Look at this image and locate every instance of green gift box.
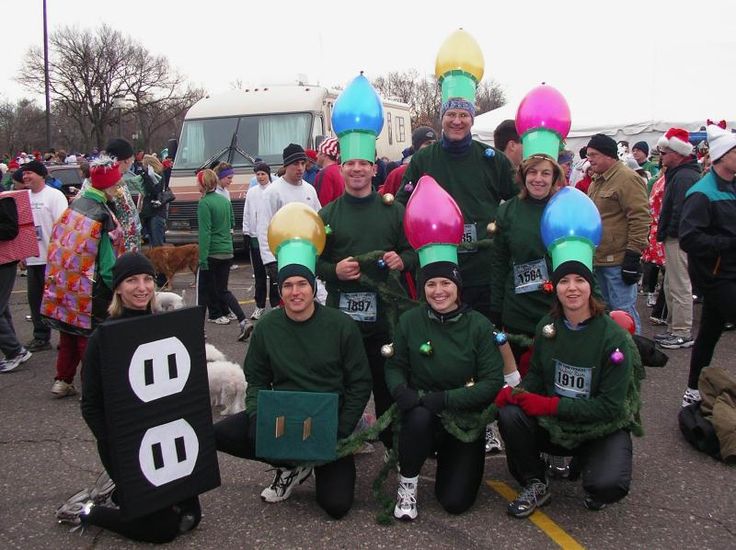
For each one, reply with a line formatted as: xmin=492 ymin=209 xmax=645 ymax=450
xmin=255 ymin=390 xmax=338 ymax=463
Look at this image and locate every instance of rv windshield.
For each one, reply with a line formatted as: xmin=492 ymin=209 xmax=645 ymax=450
xmin=174 ymin=112 xmax=313 ymax=170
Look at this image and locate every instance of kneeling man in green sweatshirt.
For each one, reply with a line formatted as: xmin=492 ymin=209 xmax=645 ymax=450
xmin=214 ymin=203 xmax=372 ymax=519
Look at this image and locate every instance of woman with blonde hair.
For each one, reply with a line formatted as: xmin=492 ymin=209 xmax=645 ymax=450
xmin=196 ymin=169 xmax=249 ymax=340
xmin=486 ymin=154 xmax=566 ymax=453
xmin=55 ymin=251 xmax=202 ymax=542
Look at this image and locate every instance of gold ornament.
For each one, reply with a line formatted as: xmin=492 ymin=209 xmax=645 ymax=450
xmin=487 ymin=221 xmax=497 ymax=235
xmin=380 ymin=343 xmax=394 ymax=358
xmin=382 ymin=193 xmax=395 ymax=205
xmin=465 ymin=378 xmax=475 ymax=387
xmin=542 ymin=323 xmax=556 ymax=338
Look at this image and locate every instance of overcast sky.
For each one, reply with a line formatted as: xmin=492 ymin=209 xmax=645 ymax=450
xmin=3 ymin=0 xmax=735 ymax=123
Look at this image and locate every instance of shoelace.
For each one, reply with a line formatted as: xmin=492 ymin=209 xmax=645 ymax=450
xmin=397 ymin=482 xmax=417 ymax=509
xmin=267 ymin=469 xmax=298 ymax=494
xmin=518 ymin=482 xmax=547 ymax=506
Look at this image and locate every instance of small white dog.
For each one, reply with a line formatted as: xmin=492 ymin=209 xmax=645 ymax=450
xmin=204 ymin=343 xmax=246 ymax=416
xmin=154 ymin=291 xmax=185 ymax=313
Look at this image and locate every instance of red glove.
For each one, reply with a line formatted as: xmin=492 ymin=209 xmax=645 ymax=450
xmin=515 ymin=392 xmax=560 ymax=416
xmin=494 ymin=386 xmax=518 ymax=408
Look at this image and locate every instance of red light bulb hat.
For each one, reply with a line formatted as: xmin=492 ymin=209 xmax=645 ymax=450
xmin=403 ymin=175 xmax=464 ymax=267
xmin=516 ymin=83 xmax=571 ymax=159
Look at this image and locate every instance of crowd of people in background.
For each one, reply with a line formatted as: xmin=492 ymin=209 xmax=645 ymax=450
xmin=0 ymin=101 xmax=734 ymax=541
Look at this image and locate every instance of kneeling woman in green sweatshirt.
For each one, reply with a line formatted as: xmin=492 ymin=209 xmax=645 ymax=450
xmin=496 ymin=259 xmax=634 ymax=518
xmin=386 ymin=262 xmax=504 ymax=520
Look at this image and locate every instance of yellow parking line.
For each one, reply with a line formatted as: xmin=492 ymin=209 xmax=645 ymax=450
xmin=238 ymin=300 xmax=255 ymax=305
xmin=486 ymin=480 xmax=585 ymax=550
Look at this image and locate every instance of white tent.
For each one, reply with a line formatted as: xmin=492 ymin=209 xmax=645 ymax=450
xmin=472 ymin=93 xmax=736 ymax=156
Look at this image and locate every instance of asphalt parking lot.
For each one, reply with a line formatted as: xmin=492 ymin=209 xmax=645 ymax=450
xmin=1 ymin=261 xmax=734 ymax=549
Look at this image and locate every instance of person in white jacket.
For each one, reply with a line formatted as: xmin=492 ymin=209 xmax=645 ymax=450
xmin=257 ymin=144 xmax=325 ymax=304
xmin=243 ymin=162 xmax=279 ymax=319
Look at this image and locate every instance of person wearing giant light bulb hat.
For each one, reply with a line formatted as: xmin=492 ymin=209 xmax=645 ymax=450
xmin=385 ymin=175 xmax=504 ymax=521
xmin=214 ymin=203 xmax=372 ymax=519
xmin=495 ymin=187 xmax=638 ymax=518
xmin=317 ymin=73 xmax=417 ymax=453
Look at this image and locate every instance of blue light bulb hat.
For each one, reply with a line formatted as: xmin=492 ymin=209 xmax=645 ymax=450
xmin=332 ymin=73 xmax=384 ymax=163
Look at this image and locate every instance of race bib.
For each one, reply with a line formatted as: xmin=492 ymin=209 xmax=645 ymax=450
xmin=553 ymin=360 xmax=592 ymax=399
xmin=339 ymin=292 xmax=378 ymax=322
xmin=458 ymin=223 xmax=477 ymax=254
xmin=513 ymin=259 xmax=549 ymax=294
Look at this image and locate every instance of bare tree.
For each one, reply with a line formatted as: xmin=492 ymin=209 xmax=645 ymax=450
xmin=371 ymin=71 xmax=505 ymax=130
xmin=125 ymin=45 xmax=205 ymax=151
xmin=0 ymin=99 xmax=46 ymax=156
xmin=17 ymin=24 xmax=202 ymax=152
xmin=476 ymin=79 xmax=506 ymax=115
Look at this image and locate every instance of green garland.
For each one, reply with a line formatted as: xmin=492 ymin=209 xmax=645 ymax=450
xmin=537 ymin=332 xmax=645 ymax=448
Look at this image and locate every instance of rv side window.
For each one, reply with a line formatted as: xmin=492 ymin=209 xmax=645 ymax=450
xmin=397 ymin=117 xmax=406 ymax=142
xmin=387 ymin=112 xmax=393 ymax=145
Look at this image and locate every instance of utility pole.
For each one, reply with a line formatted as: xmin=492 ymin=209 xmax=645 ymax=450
xmin=43 ymin=0 xmax=51 ymax=150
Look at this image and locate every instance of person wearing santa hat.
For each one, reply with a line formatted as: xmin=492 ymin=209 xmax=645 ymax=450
xmin=654 ymin=128 xmax=701 ymax=350
xmin=41 ymin=155 xmax=126 ymax=398
xmin=679 ymin=123 xmax=736 ymax=408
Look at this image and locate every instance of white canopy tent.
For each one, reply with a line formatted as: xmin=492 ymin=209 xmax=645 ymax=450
xmin=472 ymin=89 xmax=736 ymax=157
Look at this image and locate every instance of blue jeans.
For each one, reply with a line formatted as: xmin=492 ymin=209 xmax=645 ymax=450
xmin=595 ymin=266 xmax=641 ymax=334
xmin=144 ymin=216 xmax=167 ymax=247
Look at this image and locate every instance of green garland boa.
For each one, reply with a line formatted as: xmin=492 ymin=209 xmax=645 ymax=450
xmin=537 ymin=332 xmax=645 ymax=448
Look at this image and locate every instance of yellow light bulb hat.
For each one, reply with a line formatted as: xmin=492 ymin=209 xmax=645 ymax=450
xmin=435 ymin=28 xmax=485 ymax=104
xmin=267 ymin=203 xmax=326 ymax=277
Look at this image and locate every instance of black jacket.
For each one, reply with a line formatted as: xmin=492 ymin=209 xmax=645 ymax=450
xmin=657 ymin=157 xmax=701 ymax=241
xmin=679 ymin=170 xmax=736 ymax=289
xmin=81 ymin=307 xmax=150 ymax=475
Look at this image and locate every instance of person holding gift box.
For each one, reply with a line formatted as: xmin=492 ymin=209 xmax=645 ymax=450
xmin=317 ymin=73 xmax=417 ymax=452
xmin=496 ymin=187 xmax=637 ymax=518
xmin=397 ymin=29 xmax=518 ymax=321
xmin=214 ymin=203 xmax=372 ymax=519
xmin=41 ymin=155 xmax=127 ymax=397
xmin=385 ymin=176 xmax=504 ymax=521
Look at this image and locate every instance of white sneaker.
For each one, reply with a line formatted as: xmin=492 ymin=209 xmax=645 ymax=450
xmin=226 ymin=312 xmax=238 ymax=321
xmin=51 ymin=379 xmax=78 ymax=398
xmin=646 ymin=293 xmax=657 ymax=307
xmin=682 ymin=387 xmax=702 ymax=408
xmin=237 ymin=320 xmax=254 ymax=342
xmin=213 ymin=316 xmax=231 ymax=325
xmin=485 ymin=421 xmax=503 ymax=453
xmin=0 ymin=348 xmax=31 ymax=373
xmin=260 ymin=467 xmax=312 ymax=502
xmin=394 ymin=475 xmax=418 ymax=520
xmin=250 ymin=307 xmax=265 ymax=320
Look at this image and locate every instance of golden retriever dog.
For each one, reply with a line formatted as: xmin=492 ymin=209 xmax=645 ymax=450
xmin=142 ymin=244 xmax=199 ymax=289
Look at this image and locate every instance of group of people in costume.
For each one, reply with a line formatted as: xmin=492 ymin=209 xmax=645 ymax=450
xmin=52 ymin=29 xmax=646 ymax=543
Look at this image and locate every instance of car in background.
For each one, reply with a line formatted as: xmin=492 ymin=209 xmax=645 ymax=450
xmin=47 ymin=164 xmax=84 ymax=203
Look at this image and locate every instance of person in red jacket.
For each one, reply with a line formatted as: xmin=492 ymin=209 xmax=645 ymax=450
xmin=314 ymin=138 xmax=344 ymax=205
xmin=379 ymin=126 xmax=437 ymax=196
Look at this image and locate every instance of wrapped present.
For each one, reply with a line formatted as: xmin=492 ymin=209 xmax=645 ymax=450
xmin=256 ymin=390 xmax=338 ymax=463
xmin=0 ymin=190 xmax=40 ymax=264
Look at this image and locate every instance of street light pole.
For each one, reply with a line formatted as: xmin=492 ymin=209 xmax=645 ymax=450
xmin=43 ymin=0 xmax=51 ymax=150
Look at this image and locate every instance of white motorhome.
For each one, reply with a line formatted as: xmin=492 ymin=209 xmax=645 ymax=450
xmin=167 ymin=85 xmax=412 ymax=245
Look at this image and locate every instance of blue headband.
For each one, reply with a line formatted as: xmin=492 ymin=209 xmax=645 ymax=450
xmin=441 ymin=98 xmax=476 ymax=118
xmin=218 ymin=168 xmax=234 ymax=179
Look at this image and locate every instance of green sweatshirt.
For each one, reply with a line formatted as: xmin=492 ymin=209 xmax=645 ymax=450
xmin=244 ymin=303 xmax=372 ymax=438
xmin=489 ymin=195 xmax=553 ymax=335
xmin=522 ymin=314 xmax=632 ymax=423
xmin=317 ymin=192 xmax=417 ymax=337
xmin=396 ymin=141 xmax=518 ymax=287
xmin=197 ymin=191 xmax=234 ymax=268
xmin=385 ymin=305 xmax=504 ymax=412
